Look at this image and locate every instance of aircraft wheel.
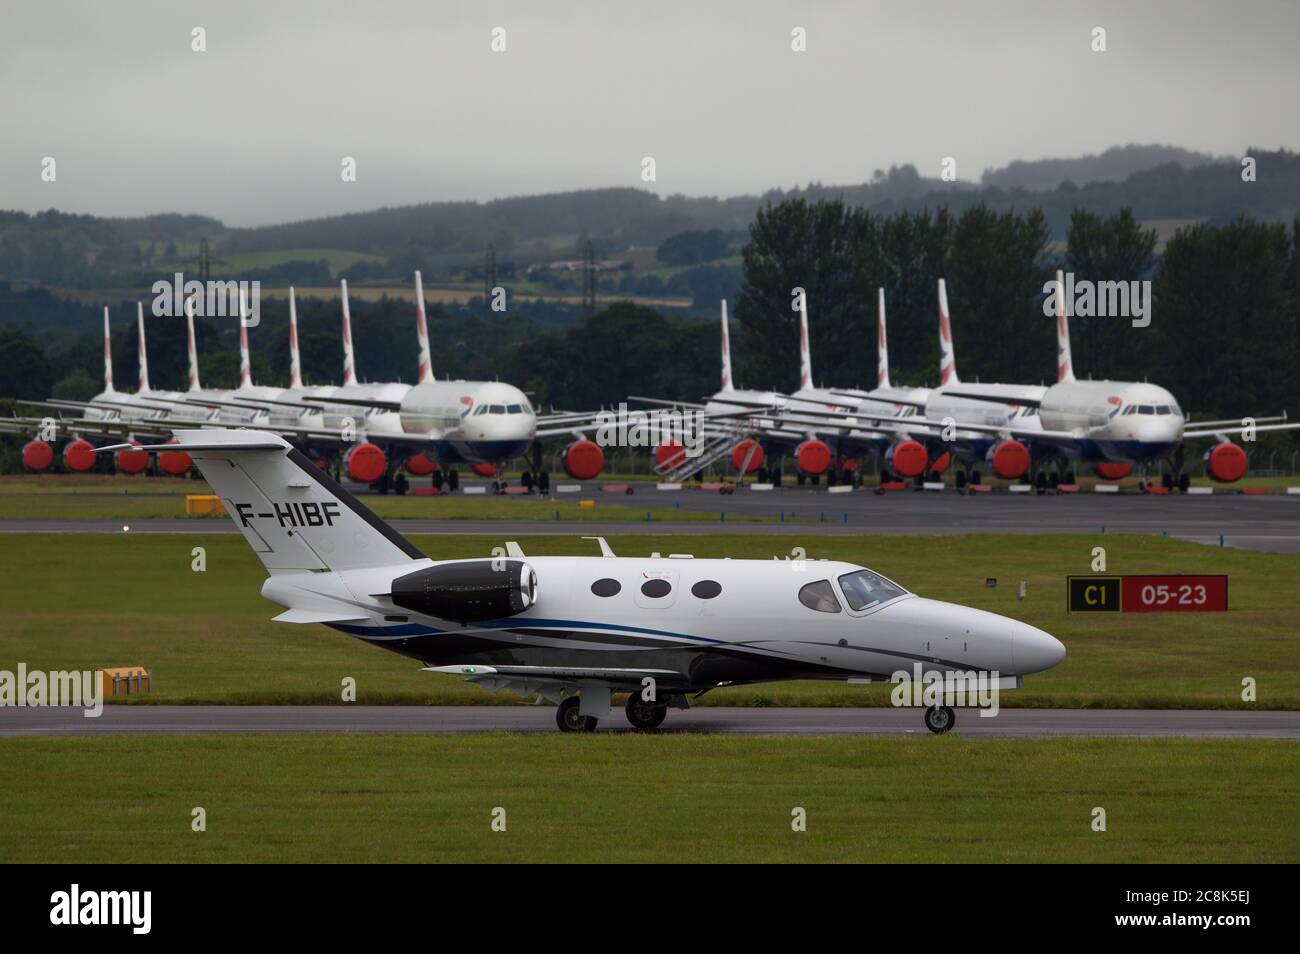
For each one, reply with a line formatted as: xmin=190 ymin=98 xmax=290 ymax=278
xmin=625 ymin=693 xmax=667 ymax=730
xmin=1178 ymin=473 xmax=1190 ymax=493
xmin=924 ymin=705 xmax=956 ymax=735
xmin=556 ymin=696 xmax=597 ymax=733
xmin=447 ymin=469 xmax=460 ymax=491
xmin=969 ymin=470 xmax=981 ymax=485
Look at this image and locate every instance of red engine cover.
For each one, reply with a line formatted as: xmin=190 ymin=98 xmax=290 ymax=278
xmin=795 ymin=439 xmax=832 ymax=476
xmin=928 ymin=451 xmax=950 ymax=475
xmin=563 ymin=440 xmax=605 ymax=480
xmin=344 ymin=442 xmax=387 ymax=483
xmin=63 ymin=439 xmax=96 ymax=473
xmin=1094 ymin=462 xmax=1132 ymax=480
xmin=405 ymin=453 xmax=436 ymax=476
xmin=731 ymin=439 xmax=765 ymax=472
xmin=885 ymin=439 xmax=927 ymax=478
xmin=22 ymin=440 xmax=53 ymax=472
xmin=116 ymin=442 xmax=149 ymax=475
xmin=158 ymin=441 xmax=192 ymax=477
xmin=472 ymin=462 xmax=497 ymax=478
xmin=1204 ymin=442 xmax=1247 ymax=483
xmin=987 ymin=439 xmax=1030 ymax=480
xmin=655 ymin=440 xmax=686 ymax=471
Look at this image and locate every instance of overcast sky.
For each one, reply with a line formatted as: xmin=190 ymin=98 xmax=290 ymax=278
xmin=0 ymin=0 xmax=1295 ymax=226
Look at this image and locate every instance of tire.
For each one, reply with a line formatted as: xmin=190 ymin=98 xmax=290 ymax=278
xmin=624 ymin=693 xmax=667 ymax=730
xmin=924 ymin=705 xmax=956 ymax=734
xmin=448 ymin=469 xmax=460 ymax=491
xmin=556 ymin=696 xmax=597 ymax=733
xmin=969 ymin=471 xmax=981 ymax=486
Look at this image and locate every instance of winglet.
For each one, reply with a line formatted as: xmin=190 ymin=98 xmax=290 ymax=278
xmin=102 ymin=306 xmax=115 ymax=394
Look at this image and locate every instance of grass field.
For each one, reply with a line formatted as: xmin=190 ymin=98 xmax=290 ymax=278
xmin=0 ymin=476 xmax=781 ymax=522
xmin=0 ymin=532 xmax=1295 ymax=708
xmin=0 ymin=735 xmax=1293 ymax=862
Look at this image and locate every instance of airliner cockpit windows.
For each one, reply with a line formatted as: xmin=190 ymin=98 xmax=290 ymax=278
xmin=1138 ymin=405 xmax=1155 ymax=414
xmin=506 ymin=404 xmax=523 ymax=414
xmin=1156 ymin=405 xmax=1171 ymax=415
xmin=473 ymin=405 xmax=488 ymax=415
xmin=798 ymin=580 xmax=842 ymax=614
xmin=837 ymin=569 xmax=906 ymax=611
xmin=490 ymin=405 xmax=507 ymax=414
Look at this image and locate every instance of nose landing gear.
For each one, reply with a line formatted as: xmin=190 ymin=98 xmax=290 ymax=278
xmin=924 ymin=704 xmax=956 ymax=734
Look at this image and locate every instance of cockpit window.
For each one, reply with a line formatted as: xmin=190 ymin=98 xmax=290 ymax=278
xmin=506 ymin=404 xmax=523 ymax=414
xmin=473 ymin=405 xmax=487 ymax=415
xmin=837 ymin=569 xmax=907 ymax=611
xmin=798 ymin=580 xmax=842 ymax=614
xmin=1123 ymin=405 xmax=1136 ymax=415
xmin=490 ymin=405 xmax=507 ymax=414
xmin=1138 ymin=405 xmax=1155 ymax=415
xmin=1156 ymin=405 xmax=1171 ymax=415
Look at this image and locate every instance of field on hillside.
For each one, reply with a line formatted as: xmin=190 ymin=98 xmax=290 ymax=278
xmin=0 ymin=532 xmax=1295 ymax=708
xmin=0 ymin=734 xmax=1293 ymax=863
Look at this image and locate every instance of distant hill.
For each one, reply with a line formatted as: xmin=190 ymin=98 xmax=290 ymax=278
xmin=980 ymin=144 xmax=1226 ymax=191
xmin=1 ymin=147 xmax=1296 ymax=287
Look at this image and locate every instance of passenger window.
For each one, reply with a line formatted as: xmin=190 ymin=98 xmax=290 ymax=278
xmin=591 ymin=579 xmax=621 ymax=597
xmin=691 ymin=580 xmax=722 ymax=599
xmin=641 ymin=579 xmax=672 ymax=598
xmin=798 ymin=580 xmax=842 ymax=614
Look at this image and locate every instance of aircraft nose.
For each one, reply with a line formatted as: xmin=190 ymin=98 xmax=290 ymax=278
xmin=1013 ymin=622 xmax=1066 ymax=673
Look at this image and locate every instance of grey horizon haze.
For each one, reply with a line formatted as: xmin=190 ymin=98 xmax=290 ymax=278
xmin=0 ymin=0 xmax=1296 ymax=227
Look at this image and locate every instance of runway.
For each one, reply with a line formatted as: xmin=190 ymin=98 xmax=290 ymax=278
xmin=3 ymin=705 xmax=1297 ymax=738
xmin=4 ymin=487 xmax=1300 ymax=551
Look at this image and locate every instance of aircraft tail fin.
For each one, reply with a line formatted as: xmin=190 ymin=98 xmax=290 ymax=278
xmin=238 ymin=288 xmax=253 ymax=388
xmin=288 ymin=287 xmax=304 ymax=390
xmin=184 ymin=297 xmax=202 ymax=392
xmin=415 ymin=271 xmax=432 ymax=384
xmin=937 ymin=279 xmax=961 ymax=386
xmin=1054 ymin=269 xmax=1076 ymax=383
xmin=102 ymin=306 xmax=115 ymax=393
xmin=108 ymin=429 xmax=425 ymax=573
xmin=876 ymin=287 xmax=891 ymax=389
xmin=136 ymin=302 xmax=151 ymax=393
xmin=798 ymin=295 xmax=813 ymax=390
xmin=720 ymin=299 xmax=735 ymax=392
xmin=341 ymin=279 xmax=358 ymax=386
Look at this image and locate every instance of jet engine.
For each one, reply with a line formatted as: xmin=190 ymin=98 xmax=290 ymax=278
xmin=157 ymin=440 xmax=193 ymax=477
xmin=562 ymin=439 xmax=605 ymax=480
xmin=22 ymin=440 xmax=53 ymax=472
xmin=795 ymin=439 xmax=831 ymax=476
xmin=884 ymin=438 xmax=927 ymax=478
xmin=655 ymin=439 xmax=686 ymax=471
xmin=986 ymin=439 xmax=1030 ymax=480
xmin=731 ymin=439 xmax=764 ymax=472
xmin=390 ymin=559 xmax=538 ymax=624
xmin=928 ymin=451 xmax=951 ymax=475
xmin=344 ymin=442 xmax=386 ymax=483
xmin=1094 ymin=462 xmax=1132 ymax=480
xmin=404 ymin=453 xmax=436 ymax=476
xmin=1204 ymin=441 xmax=1247 ymax=483
xmin=63 ymin=438 xmax=96 ymax=473
xmin=115 ymin=441 xmax=149 ymax=475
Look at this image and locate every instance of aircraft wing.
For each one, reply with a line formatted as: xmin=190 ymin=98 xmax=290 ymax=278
xmin=1183 ymin=421 xmax=1300 ymax=440
xmin=934 ymin=389 xmax=1042 ymax=408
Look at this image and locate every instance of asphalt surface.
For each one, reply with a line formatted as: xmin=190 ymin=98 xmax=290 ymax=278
xmin=5 ymin=485 xmax=1299 ymax=551
xmin=3 ymin=705 xmax=1297 ymax=738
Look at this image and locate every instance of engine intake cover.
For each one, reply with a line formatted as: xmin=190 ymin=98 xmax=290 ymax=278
xmin=390 ymin=559 xmax=537 ymax=623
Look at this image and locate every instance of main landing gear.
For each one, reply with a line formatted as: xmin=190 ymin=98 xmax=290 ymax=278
xmin=556 ymin=696 xmax=597 ymax=733
xmin=924 ymin=704 xmax=956 ymax=734
xmin=624 ymin=692 xmax=668 ymax=730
